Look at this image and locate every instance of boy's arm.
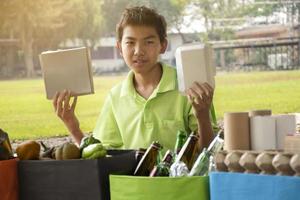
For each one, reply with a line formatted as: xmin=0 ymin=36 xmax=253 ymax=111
xmin=186 ymin=82 xmax=214 ymax=150
xmin=53 ymin=90 xmax=84 ymax=145
xmin=196 ymin=110 xmax=214 ymax=150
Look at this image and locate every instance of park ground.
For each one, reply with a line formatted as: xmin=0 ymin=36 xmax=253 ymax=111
xmin=1 ymin=70 xmax=300 ymax=140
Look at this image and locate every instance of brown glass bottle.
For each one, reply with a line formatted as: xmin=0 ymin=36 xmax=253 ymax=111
xmin=149 ymin=150 xmax=173 ymax=177
xmin=0 ymin=129 xmax=13 ymax=160
xmin=174 ymin=132 xmax=199 ymax=170
xmin=135 ymin=148 xmax=146 ymax=163
xmin=134 ymin=141 xmax=162 ymax=176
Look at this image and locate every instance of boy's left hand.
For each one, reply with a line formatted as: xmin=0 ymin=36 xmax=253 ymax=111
xmin=186 ymin=82 xmax=214 ymax=119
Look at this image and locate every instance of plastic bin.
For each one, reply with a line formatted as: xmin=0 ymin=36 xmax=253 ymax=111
xmin=210 ymin=172 xmax=300 ymax=200
xmin=110 ymin=175 xmax=210 ymax=200
xmin=0 ymin=158 xmax=18 ymax=200
xmin=18 ymin=150 xmax=136 ymax=200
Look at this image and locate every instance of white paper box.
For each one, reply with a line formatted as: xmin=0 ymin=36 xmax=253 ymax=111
xmin=275 ymin=114 xmax=296 ymax=149
xmin=175 ymin=43 xmax=216 ymax=93
xmin=39 ymin=47 xmax=94 ymax=99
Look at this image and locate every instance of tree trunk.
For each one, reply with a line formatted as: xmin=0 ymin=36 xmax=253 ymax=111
xmin=175 ymin=22 xmax=187 ymax=44
xmin=21 ymin=13 xmax=35 ymax=78
xmin=23 ymin=40 xmax=35 ymax=77
xmin=6 ymin=46 xmax=15 ymax=77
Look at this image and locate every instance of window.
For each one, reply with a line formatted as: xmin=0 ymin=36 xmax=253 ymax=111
xmin=91 ymin=46 xmax=114 ymax=59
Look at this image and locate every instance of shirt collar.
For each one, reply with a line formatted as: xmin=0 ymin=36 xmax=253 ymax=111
xmin=120 ymin=63 xmax=177 ymax=98
xmin=156 ymin=63 xmax=177 ymax=94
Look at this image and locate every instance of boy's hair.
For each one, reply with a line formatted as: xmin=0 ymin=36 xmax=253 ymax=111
xmin=116 ymin=6 xmax=167 ymax=43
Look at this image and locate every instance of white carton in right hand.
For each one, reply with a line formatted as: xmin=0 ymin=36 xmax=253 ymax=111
xmin=175 ymin=43 xmax=216 ymax=94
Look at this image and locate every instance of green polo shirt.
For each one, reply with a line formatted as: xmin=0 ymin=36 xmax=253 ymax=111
xmin=93 ymin=63 xmax=197 ymax=150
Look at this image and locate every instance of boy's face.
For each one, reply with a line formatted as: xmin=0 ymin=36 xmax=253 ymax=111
xmin=117 ymin=25 xmax=167 ymax=74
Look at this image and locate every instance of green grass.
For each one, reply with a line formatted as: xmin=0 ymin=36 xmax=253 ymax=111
xmin=1 ymin=70 xmax=300 ymax=140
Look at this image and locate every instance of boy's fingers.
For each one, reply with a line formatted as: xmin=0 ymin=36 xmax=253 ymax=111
xmin=203 ymin=83 xmax=214 ymax=96
xmin=194 ymin=82 xmax=209 ymax=98
xmin=204 ymin=82 xmax=214 ymax=92
xmin=71 ymin=96 xmax=77 ymax=111
xmin=188 ymin=88 xmax=201 ymax=104
xmin=64 ymin=91 xmax=71 ymax=111
xmin=62 ymin=91 xmax=71 ymax=117
xmin=56 ymin=90 xmax=67 ymax=117
xmin=53 ymin=92 xmax=59 ymax=111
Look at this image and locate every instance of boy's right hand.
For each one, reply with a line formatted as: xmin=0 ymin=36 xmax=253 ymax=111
xmin=53 ymin=90 xmax=80 ymax=133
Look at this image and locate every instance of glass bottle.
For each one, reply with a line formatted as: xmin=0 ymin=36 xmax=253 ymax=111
xmin=135 ymin=148 xmax=146 ymax=164
xmin=189 ymin=133 xmax=224 ymax=176
xmin=174 ymin=130 xmax=187 ymax=155
xmin=0 ymin=129 xmax=13 ymax=160
xmin=174 ymin=132 xmax=199 ymax=170
xmin=134 ymin=141 xmax=162 ymax=176
xmin=149 ymin=150 xmax=173 ymax=177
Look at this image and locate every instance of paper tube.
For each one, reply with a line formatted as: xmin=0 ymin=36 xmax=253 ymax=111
xmin=275 ymin=114 xmax=296 ymax=149
xmin=224 ymin=112 xmax=250 ymax=150
xmin=250 ymin=116 xmax=276 ymax=151
xmin=249 ymin=109 xmax=272 ymax=117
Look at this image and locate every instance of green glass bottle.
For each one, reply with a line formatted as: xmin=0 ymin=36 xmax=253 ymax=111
xmin=134 ymin=141 xmax=162 ymax=176
xmin=149 ymin=150 xmax=173 ymax=177
xmin=174 ymin=130 xmax=187 ymax=155
xmin=174 ymin=132 xmax=199 ymax=170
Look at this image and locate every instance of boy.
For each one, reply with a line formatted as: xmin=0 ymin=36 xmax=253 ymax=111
xmin=53 ymin=6 xmax=214 ymax=151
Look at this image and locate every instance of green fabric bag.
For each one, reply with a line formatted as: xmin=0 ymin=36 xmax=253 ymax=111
xmin=110 ymin=175 xmax=209 ymax=200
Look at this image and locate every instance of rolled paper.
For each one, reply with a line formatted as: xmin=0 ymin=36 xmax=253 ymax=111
xmin=250 ymin=116 xmax=276 ymax=151
xmin=224 ymin=112 xmax=250 ymax=150
xmin=275 ymin=114 xmax=296 ymax=150
xmin=249 ymin=109 xmax=272 ymax=117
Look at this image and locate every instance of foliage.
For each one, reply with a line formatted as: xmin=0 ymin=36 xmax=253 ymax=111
xmin=191 ymin=0 xmax=298 ymax=41
xmin=100 ymin=0 xmax=190 ymax=35
xmin=0 ymin=0 xmax=104 ymax=77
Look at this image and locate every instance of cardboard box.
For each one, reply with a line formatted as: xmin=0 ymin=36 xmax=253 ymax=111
xmin=18 ymin=150 xmax=136 ymax=200
xmin=210 ymin=172 xmax=300 ymax=200
xmin=175 ymin=43 xmax=216 ymax=93
xmin=285 ymin=134 xmax=300 ymax=154
xmin=39 ymin=47 xmax=94 ymax=99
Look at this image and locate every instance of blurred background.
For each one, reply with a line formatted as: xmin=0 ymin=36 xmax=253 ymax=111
xmin=1 ymin=0 xmax=300 ymax=78
xmin=0 ymin=0 xmax=299 ymax=139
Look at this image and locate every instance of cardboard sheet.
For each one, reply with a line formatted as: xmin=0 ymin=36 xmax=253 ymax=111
xmin=39 ymin=47 xmax=94 ymax=99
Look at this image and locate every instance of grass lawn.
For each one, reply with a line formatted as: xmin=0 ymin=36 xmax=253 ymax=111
xmin=1 ymin=70 xmax=300 ymax=140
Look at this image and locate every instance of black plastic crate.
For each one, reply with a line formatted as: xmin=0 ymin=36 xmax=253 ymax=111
xmin=18 ymin=150 xmax=137 ymax=200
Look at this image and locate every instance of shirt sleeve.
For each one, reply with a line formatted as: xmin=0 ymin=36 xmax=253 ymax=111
xmin=93 ymin=93 xmax=124 ymax=148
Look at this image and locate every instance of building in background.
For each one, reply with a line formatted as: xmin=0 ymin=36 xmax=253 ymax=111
xmin=60 ymin=32 xmax=200 ymax=74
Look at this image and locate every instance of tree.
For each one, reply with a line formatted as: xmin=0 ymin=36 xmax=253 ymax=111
xmin=0 ymin=0 xmax=103 ymax=77
xmin=100 ymin=0 xmax=190 ymax=41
